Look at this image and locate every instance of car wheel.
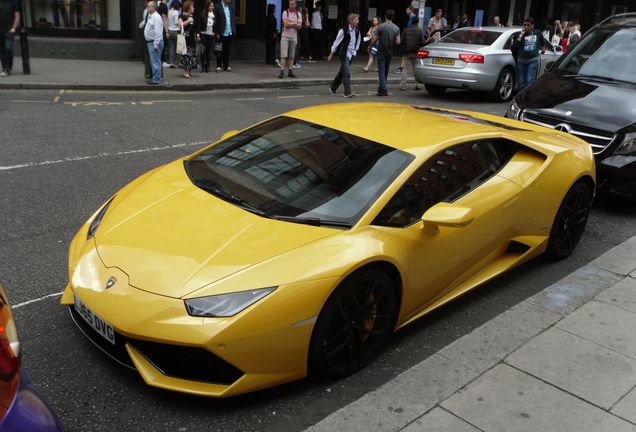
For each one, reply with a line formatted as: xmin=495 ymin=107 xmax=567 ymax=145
xmin=490 ymin=68 xmax=515 ymax=102
xmin=545 ymin=182 xmax=592 ymax=260
xmin=308 ymin=269 xmax=397 ymax=378
xmin=425 ymin=84 xmax=447 ymax=96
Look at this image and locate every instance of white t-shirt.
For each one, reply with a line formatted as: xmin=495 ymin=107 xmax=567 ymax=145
xmin=168 ymin=9 xmax=179 ymax=31
xmin=311 ymin=11 xmax=322 ymax=30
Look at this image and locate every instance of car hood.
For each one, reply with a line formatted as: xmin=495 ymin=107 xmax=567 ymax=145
xmin=94 ymin=160 xmax=337 ymax=299
xmin=519 ymin=72 xmax=636 ymax=131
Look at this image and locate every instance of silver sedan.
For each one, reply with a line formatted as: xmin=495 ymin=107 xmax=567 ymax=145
xmin=414 ymin=27 xmax=562 ymax=101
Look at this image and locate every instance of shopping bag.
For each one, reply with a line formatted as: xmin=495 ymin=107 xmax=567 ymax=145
xmin=213 ymin=41 xmax=223 ymax=54
xmin=176 ymin=28 xmax=187 ymax=55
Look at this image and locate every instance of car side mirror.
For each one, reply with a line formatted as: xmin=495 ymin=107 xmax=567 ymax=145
xmin=421 ymin=203 xmax=475 ymax=235
xmin=220 ymin=129 xmax=240 ymax=141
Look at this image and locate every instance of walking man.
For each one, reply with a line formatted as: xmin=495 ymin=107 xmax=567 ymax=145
xmin=279 ymin=0 xmax=301 ymax=79
xmin=512 ymin=17 xmax=546 ymax=90
xmin=144 ymin=0 xmax=164 ymax=84
xmin=328 ymin=13 xmax=360 ymax=98
xmin=0 ymin=0 xmax=20 ymax=77
xmin=400 ymin=16 xmax=424 ymax=91
xmin=372 ymin=9 xmax=400 ymax=96
xmin=215 ymin=0 xmax=236 ymax=71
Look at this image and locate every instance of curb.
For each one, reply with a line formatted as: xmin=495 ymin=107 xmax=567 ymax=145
xmin=305 ymin=236 xmax=636 ymax=432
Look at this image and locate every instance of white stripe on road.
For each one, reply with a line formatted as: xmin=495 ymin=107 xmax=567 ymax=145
xmin=12 ymin=292 xmax=63 ymax=309
xmin=0 ymin=141 xmax=209 ymax=171
xmin=234 ymin=97 xmax=265 ymax=101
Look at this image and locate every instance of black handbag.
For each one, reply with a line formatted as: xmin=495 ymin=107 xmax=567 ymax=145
xmin=213 ymin=41 xmax=223 ymax=54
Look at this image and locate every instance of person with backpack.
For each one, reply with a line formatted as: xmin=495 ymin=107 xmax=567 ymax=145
xmin=278 ymin=0 xmax=302 ymax=79
xmin=399 ymin=16 xmax=425 ymax=91
xmin=328 ymin=13 xmax=360 ymax=98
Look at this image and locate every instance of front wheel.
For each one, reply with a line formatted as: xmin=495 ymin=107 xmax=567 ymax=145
xmin=490 ymin=68 xmax=515 ymax=102
xmin=545 ymin=182 xmax=592 ymax=260
xmin=308 ymin=269 xmax=397 ymax=378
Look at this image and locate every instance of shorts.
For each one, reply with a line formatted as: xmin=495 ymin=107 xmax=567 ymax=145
xmin=280 ymin=36 xmax=297 ymax=59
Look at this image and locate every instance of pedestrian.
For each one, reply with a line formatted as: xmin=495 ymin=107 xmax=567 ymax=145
xmin=278 ymin=0 xmax=301 ymax=79
xmin=394 ymin=6 xmax=417 ymax=74
xmin=560 ymin=21 xmax=570 ymax=52
xmin=372 ymin=9 xmax=400 ymax=97
xmin=568 ymin=24 xmax=581 ymax=48
xmin=215 ymin=0 xmax=236 ymax=71
xmin=399 ymin=16 xmax=424 ymax=91
xmin=512 ymin=16 xmax=546 ymax=90
xmin=298 ymin=6 xmax=311 ymax=61
xmin=265 ymin=3 xmax=277 ymax=65
xmin=0 ymin=0 xmax=20 ymax=77
xmin=492 ymin=15 xmax=503 ymax=27
xmin=157 ymin=0 xmax=169 ymax=67
xmin=197 ymin=1 xmax=217 ymax=73
xmin=362 ymin=16 xmax=381 ymax=72
xmin=144 ymin=0 xmax=164 ymax=84
xmin=427 ymin=9 xmax=447 ymax=42
xmin=178 ymin=0 xmax=197 ymax=78
xmin=458 ymin=13 xmax=471 ymax=28
xmin=167 ymin=0 xmax=180 ymax=68
xmin=328 ymin=13 xmax=360 ymax=98
xmin=310 ymin=1 xmax=324 ymax=60
xmin=139 ymin=0 xmax=155 ymax=80
xmin=549 ymin=19 xmax=562 ymax=45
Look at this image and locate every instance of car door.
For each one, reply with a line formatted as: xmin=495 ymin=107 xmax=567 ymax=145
xmin=373 ymin=139 xmax=523 ymax=320
xmin=538 ymin=34 xmax=561 ymax=75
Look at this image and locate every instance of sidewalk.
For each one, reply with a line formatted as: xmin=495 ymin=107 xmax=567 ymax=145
xmin=0 ymin=57 xmax=406 ymax=91
xmin=307 ymin=236 xmax=636 ymax=432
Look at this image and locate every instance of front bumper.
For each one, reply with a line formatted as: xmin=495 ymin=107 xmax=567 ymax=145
xmin=597 ymin=154 xmax=636 ymax=200
xmin=0 ymin=371 xmax=64 ymax=432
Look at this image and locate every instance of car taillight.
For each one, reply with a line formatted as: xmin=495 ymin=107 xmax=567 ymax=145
xmin=416 ymin=49 xmax=429 ymax=59
xmin=1 ymin=295 xmax=21 ymax=419
xmin=459 ymin=54 xmax=484 ymax=63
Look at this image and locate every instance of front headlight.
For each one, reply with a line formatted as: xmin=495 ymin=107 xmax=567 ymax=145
xmin=87 ymin=196 xmax=115 ymax=240
xmin=615 ymin=132 xmax=636 ymax=155
xmin=184 ymin=287 xmax=276 ymax=317
xmin=506 ymin=99 xmax=522 ymax=120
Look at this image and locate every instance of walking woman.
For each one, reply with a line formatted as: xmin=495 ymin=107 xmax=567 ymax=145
xmin=265 ymin=3 xmax=277 ymax=65
xmin=362 ymin=16 xmax=381 ymax=72
xmin=167 ymin=0 xmax=180 ymax=68
xmin=197 ymin=1 xmax=217 ymax=73
xmin=179 ymin=0 xmax=198 ymax=78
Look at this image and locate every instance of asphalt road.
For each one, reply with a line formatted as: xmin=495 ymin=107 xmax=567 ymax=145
xmin=1 ymin=85 xmax=635 ymax=432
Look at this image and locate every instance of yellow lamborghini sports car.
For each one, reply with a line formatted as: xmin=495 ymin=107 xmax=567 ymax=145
xmin=61 ymin=103 xmax=595 ymax=397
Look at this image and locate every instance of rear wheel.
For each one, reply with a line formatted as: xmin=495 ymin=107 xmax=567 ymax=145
xmin=425 ymin=84 xmax=447 ymax=96
xmin=308 ymin=269 xmax=397 ymax=378
xmin=545 ymin=182 xmax=592 ymax=260
xmin=490 ymin=68 xmax=515 ymax=102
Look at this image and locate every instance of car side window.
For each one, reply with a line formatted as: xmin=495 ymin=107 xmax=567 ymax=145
xmin=504 ymin=32 xmax=520 ymax=49
xmin=373 ymin=139 xmax=517 ymax=227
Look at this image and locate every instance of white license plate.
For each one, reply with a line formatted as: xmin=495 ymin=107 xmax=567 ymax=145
xmin=74 ymin=294 xmax=115 ymax=345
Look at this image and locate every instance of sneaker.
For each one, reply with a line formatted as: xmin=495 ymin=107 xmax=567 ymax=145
xmin=375 ymin=92 xmax=388 ymax=97
xmin=329 ymin=87 xmax=336 ymax=95
xmin=288 ymin=71 xmax=297 ymax=78
xmin=0 ymin=70 xmax=7 ymax=77
xmin=399 ymin=87 xmax=407 ymax=91
xmin=275 ymin=59 xmax=281 ymax=67
xmin=226 ymin=67 xmax=232 ymax=72
xmin=162 ymin=62 xmax=171 ymax=68
xmin=278 ymin=70 xmax=284 ymax=79
xmin=216 ymin=67 xmax=222 ymax=72
xmin=343 ymin=93 xmax=354 ymax=98
xmin=292 ymin=63 xmax=302 ymax=69
xmin=393 ymin=67 xmax=403 ymax=74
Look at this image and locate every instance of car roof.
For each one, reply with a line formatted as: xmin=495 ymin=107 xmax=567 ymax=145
xmin=285 ymin=103 xmax=523 ymax=155
xmin=450 ymin=26 xmax=522 ymax=33
xmin=598 ymin=12 xmax=636 ymax=27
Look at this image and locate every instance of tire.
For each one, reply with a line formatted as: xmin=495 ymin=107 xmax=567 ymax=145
xmin=308 ymin=269 xmax=398 ymax=378
xmin=425 ymin=84 xmax=447 ymax=96
xmin=545 ymin=182 xmax=592 ymax=260
xmin=490 ymin=68 xmax=515 ymax=102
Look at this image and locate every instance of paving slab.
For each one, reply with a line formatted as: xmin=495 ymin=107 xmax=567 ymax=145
xmin=589 ymin=236 xmax=636 ymax=276
xmin=596 ymin=276 xmax=636 ymax=315
xmin=612 ymin=387 xmax=636 ymax=424
xmin=557 ymin=300 xmax=636 ymax=360
xmin=438 ymin=301 xmax=560 ymax=374
xmin=441 ymin=364 xmax=636 ymax=432
xmin=403 ymin=408 xmax=480 ymax=432
xmin=506 ymin=327 xmax=636 ymax=409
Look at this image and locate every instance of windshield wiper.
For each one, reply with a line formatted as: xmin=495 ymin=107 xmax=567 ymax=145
xmin=272 ymin=215 xmax=352 ymax=229
xmin=564 ymin=73 xmax=636 ymax=86
xmin=194 ymin=180 xmax=268 ymax=217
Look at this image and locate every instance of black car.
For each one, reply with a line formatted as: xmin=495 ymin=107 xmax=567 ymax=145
xmin=506 ymin=13 xmax=636 ymax=200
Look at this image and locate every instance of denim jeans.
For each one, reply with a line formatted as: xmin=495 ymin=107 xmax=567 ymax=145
xmin=377 ymin=53 xmax=392 ymax=95
xmin=0 ymin=31 xmax=15 ymax=72
xmin=147 ymin=40 xmax=164 ymax=83
xmin=330 ymin=56 xmax=352 ymax=95
xmin=517 ymin=58 xmax=539 ymax=90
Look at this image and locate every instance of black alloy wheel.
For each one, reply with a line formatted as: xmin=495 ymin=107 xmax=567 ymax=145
xmin=309 ymin=269 xmax=397 ymax=378
xmin=546 ymin=182 xmax=592 ymax=260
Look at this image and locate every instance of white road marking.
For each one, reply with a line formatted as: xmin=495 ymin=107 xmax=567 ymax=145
xmin=10 ymin=100 xmax=51 ymax=103
xmin=277 ymin=95 xmax=315 ymax=99
xmin=12 ymin=292 xmax=63 ymax=309
xmin=0 ymin=141 xmax=210 ymax=171
xmin=234 ymin=97 xmax=265 ymax=101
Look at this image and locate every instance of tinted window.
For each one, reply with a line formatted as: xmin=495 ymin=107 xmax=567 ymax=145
xmin=185 ymin=117 xmax=414 ymax=227
xmin=373 ymin=139 xmax=517 ymax=227
xmin=556 ymin=27 xmax=636 ymax=83
xmin=441 ymin=29 xmax=502 ymax=46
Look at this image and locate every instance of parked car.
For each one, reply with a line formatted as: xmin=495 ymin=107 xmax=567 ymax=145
xmin=62 ymin=103 xmax=594 ymax=397
xmin=506 ymin=13 xmax=636 ymax=200
xmin=0 ymin=281 xmax=63 ymax=432
xmin=415 ymin=27 xmax=562 ymax=101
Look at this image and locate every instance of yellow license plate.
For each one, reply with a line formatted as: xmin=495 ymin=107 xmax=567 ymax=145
xmin=433 ymin=58 xmax=455 ymax=65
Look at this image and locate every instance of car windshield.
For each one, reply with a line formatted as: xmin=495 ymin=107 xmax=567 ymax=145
xmin=440 ymin=29 xmax=502 ymax=46
xmin=185 ymin=117 xmax=414 ymax=227
xmin=556 ymin=27 xmax=636 ymax=84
